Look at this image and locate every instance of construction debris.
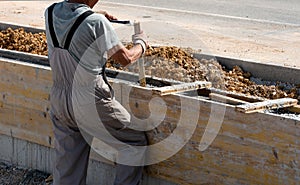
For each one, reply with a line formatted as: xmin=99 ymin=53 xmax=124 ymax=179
xmin=0 ymin=27 xmax=299 ymax=102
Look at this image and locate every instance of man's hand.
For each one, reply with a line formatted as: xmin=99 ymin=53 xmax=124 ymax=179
xmin=110 ymin=35 xmax=148 ymax=67
xmin=104 ymin=12 xmax=117 ymax=21
xmin=97 ymin=10 xmax=117 ymax=21
xmin=132 ymin=31 xmax=148 ymax=54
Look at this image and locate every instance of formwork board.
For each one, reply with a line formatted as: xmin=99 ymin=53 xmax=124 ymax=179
xmin=0 ymin=58 xmax=53 ymax=147
xmin=0 ymin=58 xmax=299 ymax=185
xmin=119 ymin=84 xmax=300 ymax=185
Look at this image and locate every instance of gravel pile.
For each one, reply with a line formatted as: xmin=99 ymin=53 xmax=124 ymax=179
xmin=0 ymin=28 xmax=47 ymax=55
xmin=108 ymin=45 xmax=299 ymax=101
xmin=223 ymin=65 xmax=299 ymax=100
xmin=0 ymin=27 xmax=299 ymax=101
xmin=107 ymin=45 xmax=226 ymax=89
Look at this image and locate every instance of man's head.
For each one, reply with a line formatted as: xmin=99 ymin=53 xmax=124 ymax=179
xmin=68 ymin=0 xmax=99 ymax=8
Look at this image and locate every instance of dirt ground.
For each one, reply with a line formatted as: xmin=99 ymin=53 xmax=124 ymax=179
xmin=0 ymin=1 xmax=299 ymax=68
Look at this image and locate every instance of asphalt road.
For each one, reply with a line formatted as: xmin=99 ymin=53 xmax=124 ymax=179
xmin=98 ymin=0 xmax=300 ymax=67
xmin=105 ymin=0 xmax=300 ymax=25
xmin=0 ymin=0 xmax=299 ymax=67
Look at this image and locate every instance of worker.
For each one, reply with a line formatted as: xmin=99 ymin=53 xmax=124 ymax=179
xmin=44 ymin=0 xmax=148 ymax=184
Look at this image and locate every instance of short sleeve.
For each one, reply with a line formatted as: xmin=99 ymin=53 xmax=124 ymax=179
xmin=93 ymin=15 xmax=123 ymax=60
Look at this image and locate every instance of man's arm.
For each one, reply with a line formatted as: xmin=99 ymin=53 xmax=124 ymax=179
xmin=110 ymin=31 xmax=147 ymax=67
xmin=110 ymin=44 xmax=144 ymax=67
xmin=97 ymin=10 xmax=117 ymax=21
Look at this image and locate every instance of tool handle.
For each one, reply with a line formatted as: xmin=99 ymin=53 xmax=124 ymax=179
xmin=133 ymin=21 xmax=146 ymax=87
xmin=134 ymin=21 xmax=141 ymax=34
xmin=109 ymin=20 xmax=131 ymax=24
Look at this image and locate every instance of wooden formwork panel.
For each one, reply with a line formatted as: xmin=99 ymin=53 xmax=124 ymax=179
xmin=120 ymin=85 xmax=300 ymax=185
xmin=0 ymin=58 xmax=299 ymax=185
xmin=0 ymin=59 xmax=53 ymax=147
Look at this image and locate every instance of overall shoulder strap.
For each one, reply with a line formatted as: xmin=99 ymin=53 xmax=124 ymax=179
xmin=47 ymin=3 xmax=60 ymax=48
xmin=64 ymin=10 xmax=94 ymax=50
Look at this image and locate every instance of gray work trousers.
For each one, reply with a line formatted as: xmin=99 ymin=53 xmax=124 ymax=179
xmin=50 ymin=96 xmax=147 ymax=185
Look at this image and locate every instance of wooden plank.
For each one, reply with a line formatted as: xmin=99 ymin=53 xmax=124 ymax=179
xmin=0 ymin=93 xmax=50 ymax=112
xmin=0 ymin=81 xmax=50 ymax=100
xmin=0 ymin=124 xmax=52 ymax=147
xmin=198 ymin=87 xmax=266 ymax=103
xmin=236 ymin=98 xmax=298 ymax=113
xmin=285 ymin=105 xmax=300 ymax=114
xmin=0 ymin=105 xmax=52 ymax=133
xmin=209 ymin=93 xmax=248 ymax=105
xmin=152 ymin=81 xmax=211 ymax=96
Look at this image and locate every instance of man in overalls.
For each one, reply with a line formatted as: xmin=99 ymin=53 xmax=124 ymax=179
xmin=45 ymin=0 xmax=148 ymax=184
